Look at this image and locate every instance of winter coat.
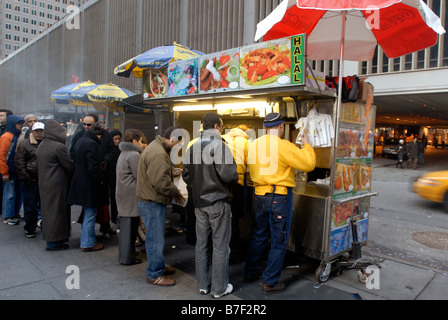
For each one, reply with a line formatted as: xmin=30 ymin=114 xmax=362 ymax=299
xmin=37 ymin=120 xmax=74 ymax=242
xmin=14 ymin=132 xmax=41 ymax=183
xmin=136 ymin=136 xmax=179 ymax=206
xmin=406 ymin=141 xmax=419 ymax=159
xmin=0 ymin=115 xmax=25 ymax=178
xmin=116 ymin=142 xmax=142 ymax=218
xmin=67 ymin=130 xmax=106 ymax=207
xmin=397 ymin=142 xmax=406 ymax=161
xmin=183 ymin=129 xmax=238 ymax=208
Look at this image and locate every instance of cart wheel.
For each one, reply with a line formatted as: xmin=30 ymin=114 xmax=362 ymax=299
xmin=357 ymin=270 xmax=368 ymax=284
xmin=315 ymin=264 xmax=331 ymax=283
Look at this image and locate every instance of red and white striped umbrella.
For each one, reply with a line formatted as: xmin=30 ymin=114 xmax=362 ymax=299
xmin=255 ymin=0 xmax=445 ymax=61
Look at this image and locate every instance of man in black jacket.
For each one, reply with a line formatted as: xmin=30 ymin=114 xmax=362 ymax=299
xmin=183 ymin=113 xmax=238 ymax=299
xmin=69 ymin=114 xmax=118 ymax=237
xmin=14 ymin=122 xmax=44 ymax=238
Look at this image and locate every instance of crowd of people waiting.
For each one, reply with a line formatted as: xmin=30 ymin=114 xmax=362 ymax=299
xmin=0 ymin=109 xmax=317 ymax=298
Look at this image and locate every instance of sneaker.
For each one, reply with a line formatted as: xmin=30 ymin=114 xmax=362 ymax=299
xmin=25 ymin=230 xmax=36 ymax=238
xmin=199 ymin=289 xmax=210 ymax=295
xmin=3 ymin=218 xmax=18 ymax=226
xmin=37 ymin=219 xmax=42 ymax=229
xmin=211 ymin=283 xmax=233 ymax=299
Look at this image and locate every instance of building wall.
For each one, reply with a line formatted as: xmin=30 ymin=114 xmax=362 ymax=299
xmin=0 ymin=0 xmax=446 ymax=115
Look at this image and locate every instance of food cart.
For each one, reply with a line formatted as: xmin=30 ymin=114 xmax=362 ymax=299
xmin=130 ymin=33 xmax=379 ymax=284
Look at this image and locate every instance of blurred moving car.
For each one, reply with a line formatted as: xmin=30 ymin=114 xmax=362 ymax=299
xmin=413 ymin=171 xmax=448 ymax=211
xmin=382 ymin=138 xmax=400 ymax=158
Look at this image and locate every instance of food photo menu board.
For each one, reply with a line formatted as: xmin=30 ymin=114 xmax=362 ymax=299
xmin=329 ymin=197 xmax=369 ymax=257
xmin=329 ymin=101 xmax=376 ymax=257
xmin=334 ymin=102 xmax=376 ymax=200
xmin=142 ymin=34 xmax=306 ymax=99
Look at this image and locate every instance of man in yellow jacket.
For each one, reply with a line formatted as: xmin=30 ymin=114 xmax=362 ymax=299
xmin=245 ymin=113 xmax=316 ymax=294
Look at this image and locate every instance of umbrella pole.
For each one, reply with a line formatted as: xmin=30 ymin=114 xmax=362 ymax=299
xmin=336 ymin=11 xmax=347 ymax=123
xmin=332 ymin=11 xmax=347 ymax=197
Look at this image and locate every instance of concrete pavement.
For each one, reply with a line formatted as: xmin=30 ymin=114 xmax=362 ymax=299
xmin=1 ymin=147 xmax=448 ymax=301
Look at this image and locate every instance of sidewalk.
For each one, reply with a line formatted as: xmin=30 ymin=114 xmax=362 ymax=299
xmin=1 ymin=204 xmax=447 ymax=301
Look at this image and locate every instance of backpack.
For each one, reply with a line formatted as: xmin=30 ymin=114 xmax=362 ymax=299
xmin=325 ymin=75 xmax=359 ymax=103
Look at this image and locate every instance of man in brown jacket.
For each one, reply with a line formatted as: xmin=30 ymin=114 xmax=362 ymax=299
xmin=137 ymin=127 xmax=185 ymax=286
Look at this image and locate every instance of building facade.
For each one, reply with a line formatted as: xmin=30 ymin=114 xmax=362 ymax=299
xmin=0 ymin=0 xmax=92 ymax=58
xmin=0 ymin=0 xmax=446 ymax=131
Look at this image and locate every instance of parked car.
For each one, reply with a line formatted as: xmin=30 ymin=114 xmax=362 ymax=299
xmin=412 ymin=171 xmax=448 ymax=211
xmin=382 ymin=138 xmax=400 ymax=158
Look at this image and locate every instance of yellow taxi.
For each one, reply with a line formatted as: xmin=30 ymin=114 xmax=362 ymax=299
xmin=413 ymin=171 xmax=448 ymax=210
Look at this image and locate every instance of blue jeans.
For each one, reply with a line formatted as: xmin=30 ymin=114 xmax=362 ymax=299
xmin=2 ymin=178 xmax=23 ymax=219
xmin=80 ymin=207 xmax=97 ymax=248
xmin=138 ymin=200 xmax=166 ymax=279
xmin=245 ymin=188 xmax=293 ymax=286
xmin=195 ymin=201 xmax=231 ymax=295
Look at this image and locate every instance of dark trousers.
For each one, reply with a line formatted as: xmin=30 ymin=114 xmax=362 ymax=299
xmin=118 ymin=216 xmax=140 ymax=264
xmin=230 ymin=183 xmax=253 ymax=260
xmin=23 ymin=181 xmax=40 ymax=232
xmin=245 ymin=188 xmax=293 ymax=286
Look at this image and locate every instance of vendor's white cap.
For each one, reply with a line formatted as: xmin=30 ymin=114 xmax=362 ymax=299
xmin=32 ymin=122 xmax=45 ymax=131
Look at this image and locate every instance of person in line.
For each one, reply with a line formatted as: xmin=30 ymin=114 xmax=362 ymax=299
xmin=183 ymin=113 xmax=238 ymax=298
xmin=116 ymin=129 xmax=146 ymax=265
xmin=396 ymin=139 xmax=406 ymax=169
xmin=406 ymin=136 xmax=419 ymax=170
xmin=109 ymin=130 xmax=122 ymax=226
xmin=68 ymin=123 xmax=106 ymax=252
xmin=0 ymin=109 xmax=13 ymax=218
xmin=36 ymin=120 xmax=74 ymax=251
xmin=70 ymin=114 xmax=117 ymax=238
xmin=18 ymin=114 xmax=38 ymax=145
xmin=14 ymin=122 xmax=44 ymax=238
xmin=222 ymin=125 xmax=253 ymax=264
xmin=137 ymin=127 xmax=185 ymax=287
xmin=0 ymin=109 xmax=13 ymax=136
xmin=0 ymin=115 xmax=25 ymax=226
xmin=245 ymin=113 xmax=316 ymax=294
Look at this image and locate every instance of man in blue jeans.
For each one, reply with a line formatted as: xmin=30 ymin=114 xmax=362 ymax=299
xmin=245 ymin=113 xmax=316 ymax=294
xmin=137 ymin=127 xmax=185 ymax=287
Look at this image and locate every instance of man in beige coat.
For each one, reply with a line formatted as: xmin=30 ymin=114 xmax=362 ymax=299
xmin=137 ymin=127 xmax=185 ymax=286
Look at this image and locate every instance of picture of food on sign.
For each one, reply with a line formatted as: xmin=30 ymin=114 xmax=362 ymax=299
xmin=336 ymin=129 xmax=357 ymax=158
xmin=240 ymin=44 xmax=291 ymax=88
xmin=335 ymin=163 xmax=354 ymax=192
xmin=332 ymin=201 xmax=354 ymax=227
xmin=354 ymin=163 xmax=372 ymax=191
xmin=143 ymin=68 xmax=168 ymax=98
xmin=199 ymin=50 xmax=239 ymax=92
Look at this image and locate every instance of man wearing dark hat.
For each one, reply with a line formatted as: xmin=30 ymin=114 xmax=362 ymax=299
xmin=245 ymin=113 xmax=316 ymax=294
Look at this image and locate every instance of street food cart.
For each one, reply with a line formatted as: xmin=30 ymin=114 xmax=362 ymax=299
xmin=131 ymin=33 xmax=378 ymax=284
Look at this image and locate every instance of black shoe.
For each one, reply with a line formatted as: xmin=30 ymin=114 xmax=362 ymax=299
xmin=46 ymin=243 xmax=69 ymax=251
xmin=120 ymin=258 xmax=142 ymax=266
xmin=244 ymin=272 xmax=261 ymax=283
xmin=25 ymin=230 xmax=36 ymax=238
